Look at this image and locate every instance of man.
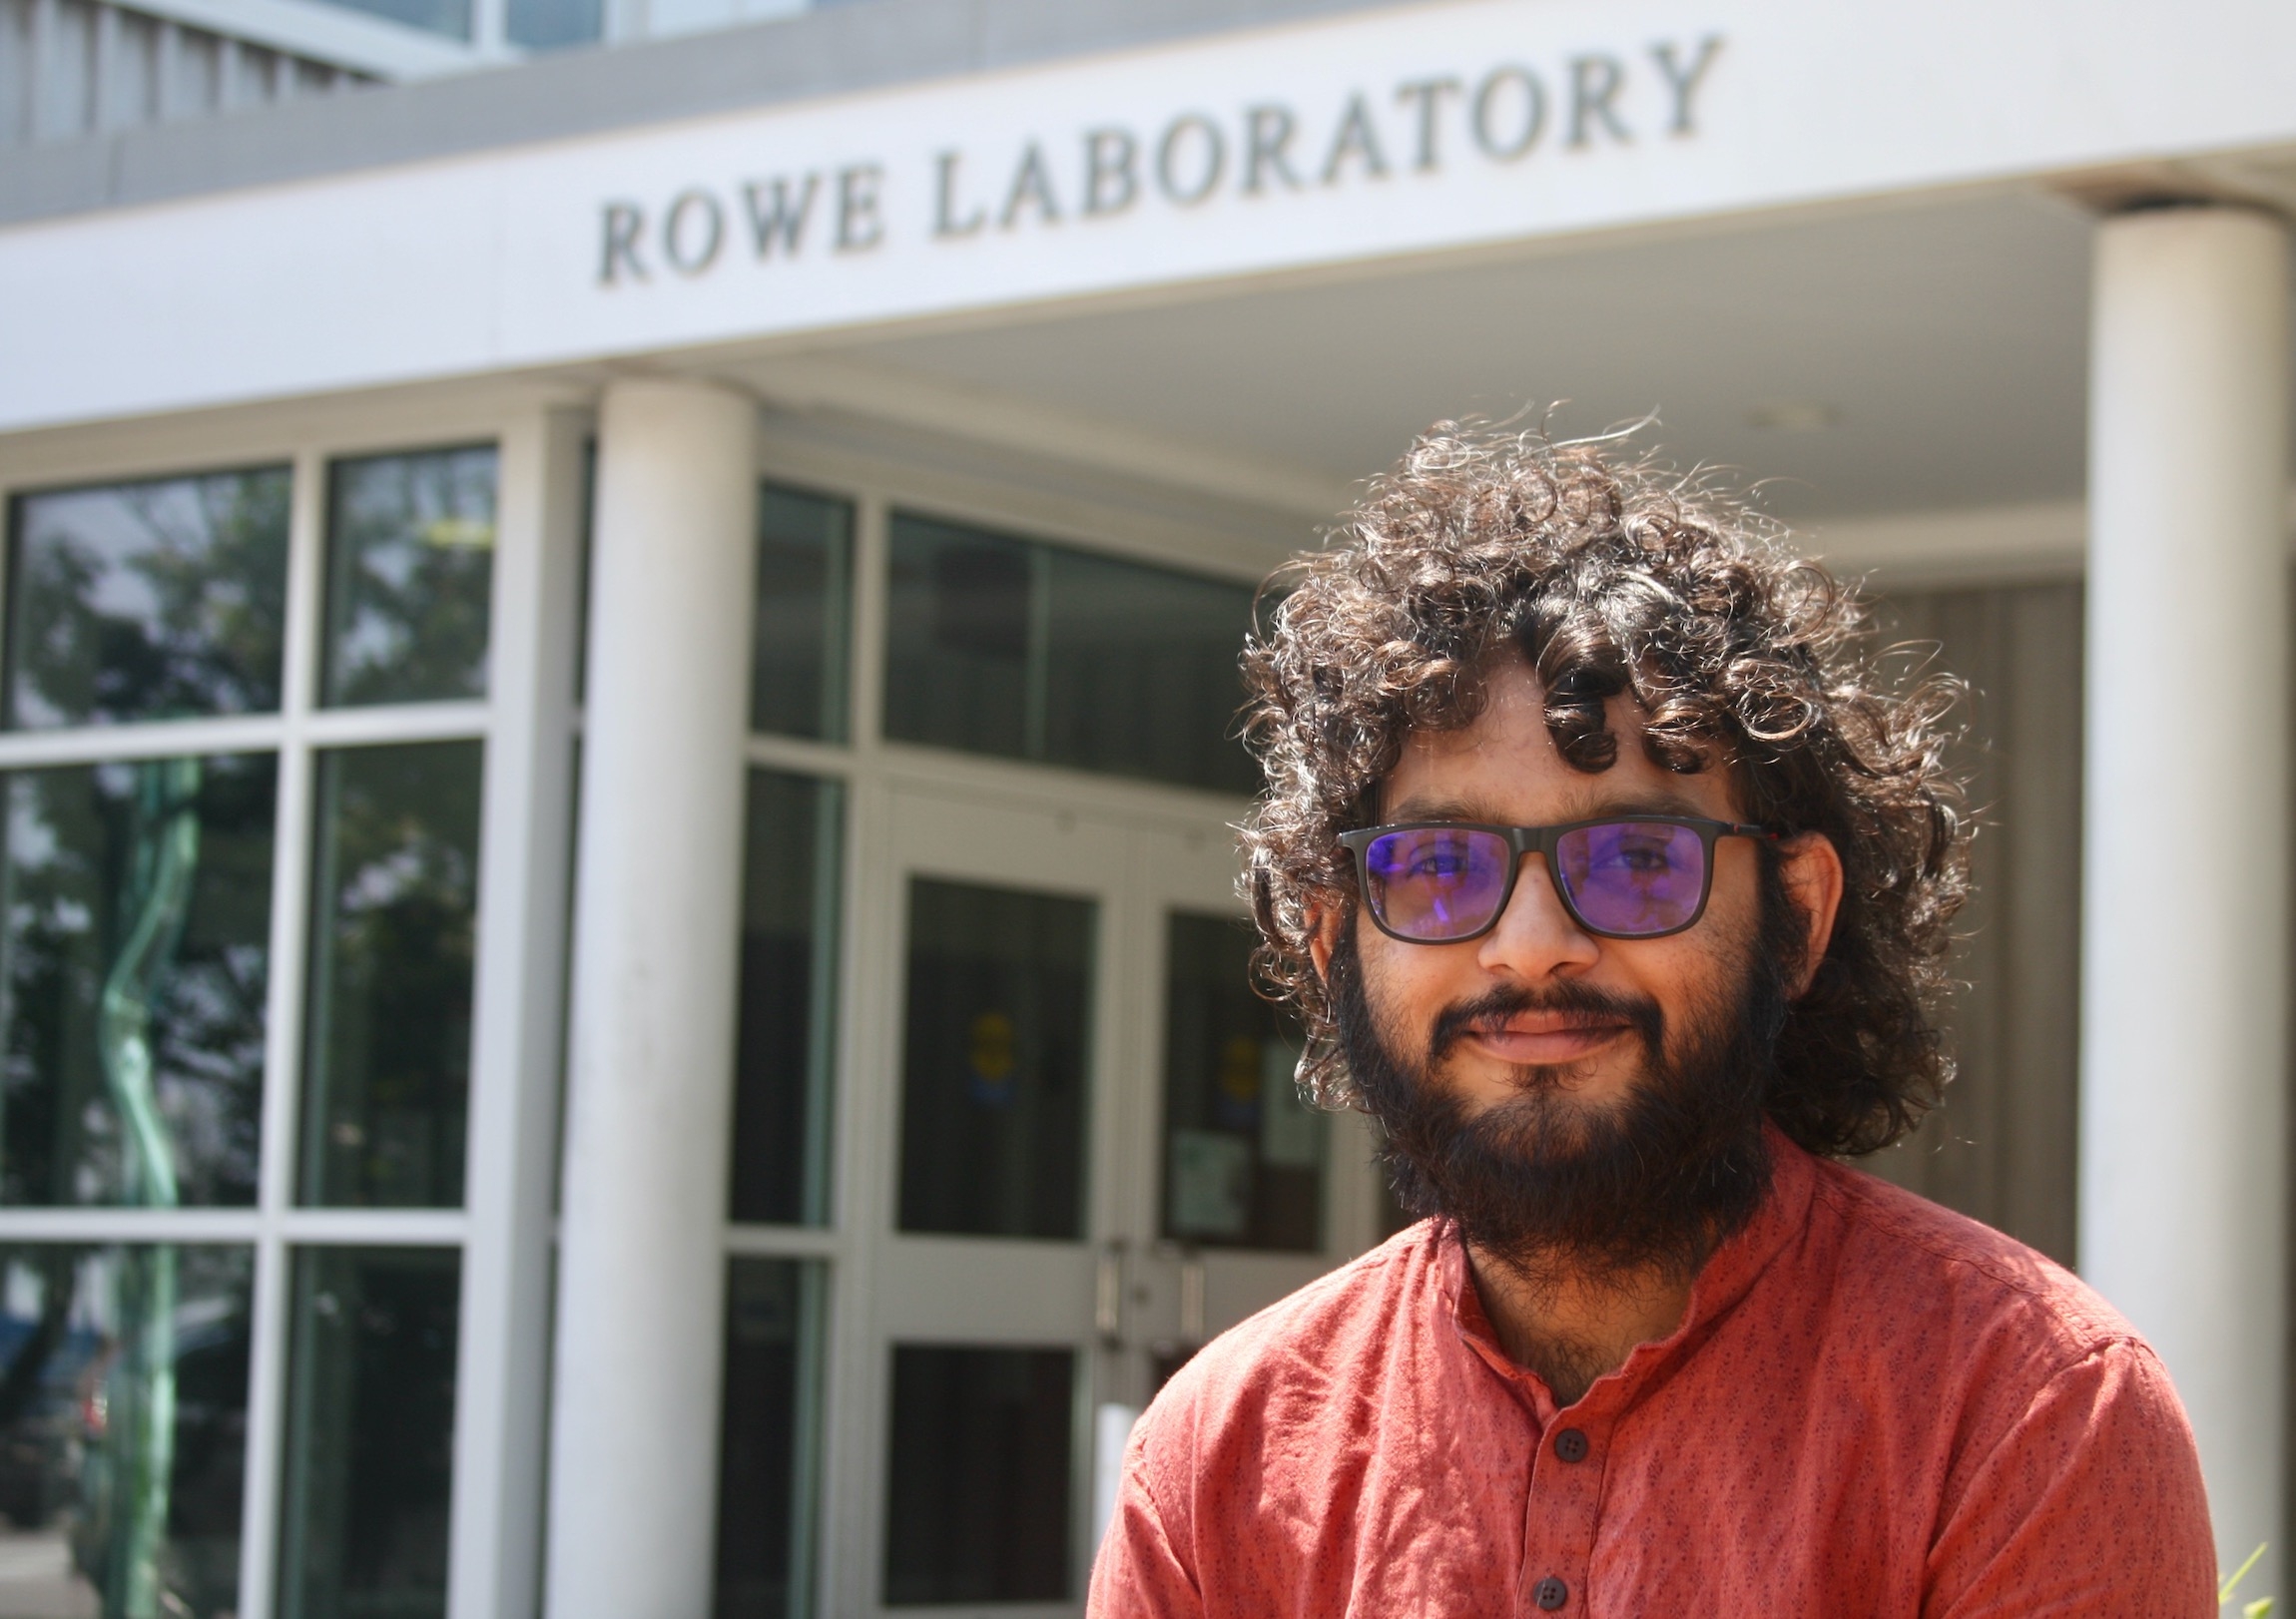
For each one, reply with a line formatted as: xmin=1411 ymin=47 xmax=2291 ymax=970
xmin=1090 ymin=427 xmax=2216 ymax=1615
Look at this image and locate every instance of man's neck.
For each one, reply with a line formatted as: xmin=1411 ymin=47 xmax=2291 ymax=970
xmin=1461 ymin=1240 xmax=1698 ymax=1407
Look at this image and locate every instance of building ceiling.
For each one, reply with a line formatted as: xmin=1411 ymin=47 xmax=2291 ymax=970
xmin=804 ymin=189 xmax=2110 ymax=527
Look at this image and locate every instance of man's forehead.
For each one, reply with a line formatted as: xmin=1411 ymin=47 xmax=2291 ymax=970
xmin=1381 ymin=784 xmax=1722 ymax=823
xmin=1380 ymin=672 xmax=1741 ymax=821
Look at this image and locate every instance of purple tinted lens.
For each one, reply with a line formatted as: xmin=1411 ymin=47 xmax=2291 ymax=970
xmin=1364 ymin=827 xmax=1514 ymax=940
xmin=1553 ymin=821 xmax=1707 ymax=936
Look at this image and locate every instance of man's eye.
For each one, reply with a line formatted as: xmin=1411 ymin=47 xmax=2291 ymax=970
xmin=1409 ymin=848 xmax=1470 ymax=878
xmin=1607 ymin=844 xmax=1671 ymax=873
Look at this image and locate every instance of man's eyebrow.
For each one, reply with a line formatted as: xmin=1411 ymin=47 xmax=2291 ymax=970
xmin=1382 ymin=796 xmax=1492 ymax=822
xmin=1380 ymin=791 xmax=1718 ymax=824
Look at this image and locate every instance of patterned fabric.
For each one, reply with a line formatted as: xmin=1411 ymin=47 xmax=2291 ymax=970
xmin=1091 ymin=1125 xmax=2215 ymax=1617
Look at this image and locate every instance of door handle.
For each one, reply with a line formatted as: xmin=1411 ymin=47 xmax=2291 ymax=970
xmin=1179 ymin=1253 xmax=1206 ymax=1344
xmin=1095 ymin=1238 xmax=1127 ymax=1347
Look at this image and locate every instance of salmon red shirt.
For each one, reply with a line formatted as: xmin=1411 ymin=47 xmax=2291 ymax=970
xmin=1091 ymin=1127 xmax=2215 ymax=1617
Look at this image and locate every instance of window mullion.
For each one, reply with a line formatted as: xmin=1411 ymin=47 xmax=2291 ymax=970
xmin=445 ymin=407 xmax=583 ymax=1619
xmin=234 ymin=441 xmax=328 ymax=1619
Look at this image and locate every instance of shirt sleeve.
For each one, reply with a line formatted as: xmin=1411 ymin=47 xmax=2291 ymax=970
xmin=1086 ymin=1443 xmax=1204 ymax=1619
xmin=1926 ymin=1339 xmax=2217 ymax=1619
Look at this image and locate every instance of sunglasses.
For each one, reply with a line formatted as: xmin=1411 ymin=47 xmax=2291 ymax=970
xmin=1338 ymin=816 xmax=1775 ymax=944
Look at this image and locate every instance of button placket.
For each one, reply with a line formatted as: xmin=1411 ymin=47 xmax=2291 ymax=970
xmin=1519 ymin=1412 xmax=1610 ymax=1617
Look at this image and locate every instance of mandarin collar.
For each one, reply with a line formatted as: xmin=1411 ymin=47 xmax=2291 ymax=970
xmin=1435 ymin=1120 xmax=1819 ymax=1425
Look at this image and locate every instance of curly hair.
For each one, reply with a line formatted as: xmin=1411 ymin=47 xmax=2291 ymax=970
xmin=1239 ymin=424 xmax=1970 ymax=1159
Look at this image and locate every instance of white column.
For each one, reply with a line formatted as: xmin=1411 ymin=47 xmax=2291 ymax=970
xmin=2081 ymin=205 xmax=2291 ymax=1586
xmin=546 ymin=378 xmax=756 ymax=1619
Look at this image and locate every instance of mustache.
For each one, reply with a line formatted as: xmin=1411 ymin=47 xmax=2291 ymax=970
xmin=1427 ymin=977 xmax=1665 ymax=1066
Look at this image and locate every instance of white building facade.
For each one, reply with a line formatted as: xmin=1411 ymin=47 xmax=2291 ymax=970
xmin=0 ymin=1 xmax=2292 ymax=1614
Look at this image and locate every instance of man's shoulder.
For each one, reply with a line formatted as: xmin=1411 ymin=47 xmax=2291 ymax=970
xmin=1802 ymin=1153 xmax=2137 ymax=1366
xmin=1136 ymin=1222 xmax=1441 ymax=1445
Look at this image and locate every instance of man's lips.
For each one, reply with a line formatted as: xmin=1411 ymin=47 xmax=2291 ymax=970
xmin=1459 ymin=1013 xmax=1634 ymax=1066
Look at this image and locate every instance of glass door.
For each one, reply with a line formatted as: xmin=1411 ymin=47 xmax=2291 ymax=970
xmin=849 ymin=782 xmax=1381 ymax=1616
xmin=859 ymin=784 xmax=1127 ymax=1617
xmin=1110 ymin=822 xmax=1378 ymax=1402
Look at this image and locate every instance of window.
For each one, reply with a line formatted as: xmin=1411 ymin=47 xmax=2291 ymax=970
xmin=322 ymin=446 xmax=495 ymax=708
xmin=0 ymin=445 xmax=498 ymax=1619
xmin=1 ymin=755 xmax=276 ymax=1208
xmin=750 ymin=485 xmax=854 ymax=744
xmin=882 ymin=1345 xmax=1074 ymax=1604
xmin=5 ymin=466 xmax=288 ymax=729
xmin=883 ymin=512 xmax=1260 ymax=794
xmin=729 ymin=771 xmax=843 ymax=1226
xmin=307 ymin=0 xmax=472 ymax=39
xmin=896 ymin=879 xmax=1093 ymax=1242
xmin=507 ymin=0 xmax=603 ymax=48
xmin=712 ymin=1258 xmax=828 ymax=1619
xmin=1161 ymin=912 xmax=1323 ymax=1251
xmin=300 ymin=741 xmax=485 ymax=1209
xmin=713 ymin=479 xmax=856 ymax=1614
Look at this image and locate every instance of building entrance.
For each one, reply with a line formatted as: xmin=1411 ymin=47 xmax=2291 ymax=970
xmin=845 ymin=778 xmax=1382 ymax=1614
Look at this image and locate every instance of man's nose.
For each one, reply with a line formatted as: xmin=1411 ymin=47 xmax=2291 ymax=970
xmin=1475 ymin=852 xmax=1602 ymax=979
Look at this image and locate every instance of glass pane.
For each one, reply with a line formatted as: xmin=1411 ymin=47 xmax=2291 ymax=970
xmin=1042 ymin=549 xmax=1258 ymax=795
xmin=572 ymin=437 xmax=596 ymax=706
xmin=0 ymin=1244 xmax=251 ymax=1619
xmin=712 ymin=1258 xmax=827 ymax=1619
xmin=1161 ymin=912 xmax=1324 ymax=1251
xmin=897 ymin=879 xmax=1092 ymax=1241
xmin=883 ymin=516 xmax=1032 ymax=761
xmin=5 ymin=467 xmax=288 ymax=730
xmin=730 ymin=772 xmax=842 ymax=1226
xmin=881 ymin=512 xmax=1258 ymax=793
xmin=882 ymin=1345 xmax=1073 ymax=1605
xmin=507 ymin=0 xmax=600 ymax=48
xmin=751 ymin=486 xmax=854 ymax=742
xmin=300 ymin=742 xmax=483 ymax=1209
xmin=322 ymin=446 xmax=496 ymax=708
xmin=308 ymin=0 xmax=469 ymax=41
xmin=0 ymin=755 xmax=275 ymax=1208
xmin=278 ymin=1246 xmax=459 ymax=1619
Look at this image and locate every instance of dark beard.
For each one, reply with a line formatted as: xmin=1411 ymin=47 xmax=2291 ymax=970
xmin=1334 ymin=889 xmax=1793 ymax=1293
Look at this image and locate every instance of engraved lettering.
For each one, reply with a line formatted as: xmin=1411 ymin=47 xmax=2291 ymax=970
xmin=742 ymin=175 xmax=818 ymax=258
xmin=1651 ymin=35 xmax=1724 ymax=136
xmin=1320 ymin=93 xmax=1390 ymax=185
xmin=1083 ymin=128 xmax=1139 ymax=217
xmin=836 ymin=164 xmax=885 ymax=252
xmin=1001 ymin=141 xmax=1063 ymax=229
xmin=1471 ymin=66 xmax=1546 ymax=161
xmin=1567 ymin=54 xmax=1631 ymax=148
xmin=1394 ymin=76 xmax=1461 ymax=173
xmin=933 ymin=150 xmax=986 ymax=239
xmin=662 ymin=189 xmax=724 ymax=275
xmin=599 ymin=202 xmax=647 ymax=285
xmin=1156 ymin=115 xmax=1227 ymax=206
xmin=1243 ymin=104 xmax=1302 ymax=195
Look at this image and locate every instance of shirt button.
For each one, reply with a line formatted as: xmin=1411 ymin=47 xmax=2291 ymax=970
xmin=1535 ymin=1575 xmax=1569 ymax=1609
xmin=1553 ymin=1427 xmax=1589 ymax=1463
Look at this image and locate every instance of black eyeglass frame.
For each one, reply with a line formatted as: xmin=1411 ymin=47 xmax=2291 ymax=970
xmin=1337 ymin=815 xmax=1777 ymax=944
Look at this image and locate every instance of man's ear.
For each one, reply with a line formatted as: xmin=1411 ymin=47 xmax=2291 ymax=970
xmin=1306 ymin=901 xmax=1344 ymax=982
xmin=1777 ymin=832 xmax=1845 ymax=999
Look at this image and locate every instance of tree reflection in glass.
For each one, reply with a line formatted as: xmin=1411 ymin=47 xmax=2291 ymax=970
xmin=0 ymin=756 xmax=275 ymax=1208
xmin=278 ymin=1246 xmax=457 ymax=1619
xmin=300 ymin=742 xmax=483 ymax=1208
xmin=5 ymin=468 xmax=289 ymax=730
xmin=0 ymin=1244 xmax=253 ymax=1619
xmin=322 ymin=447 xmax=496 ymax=708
